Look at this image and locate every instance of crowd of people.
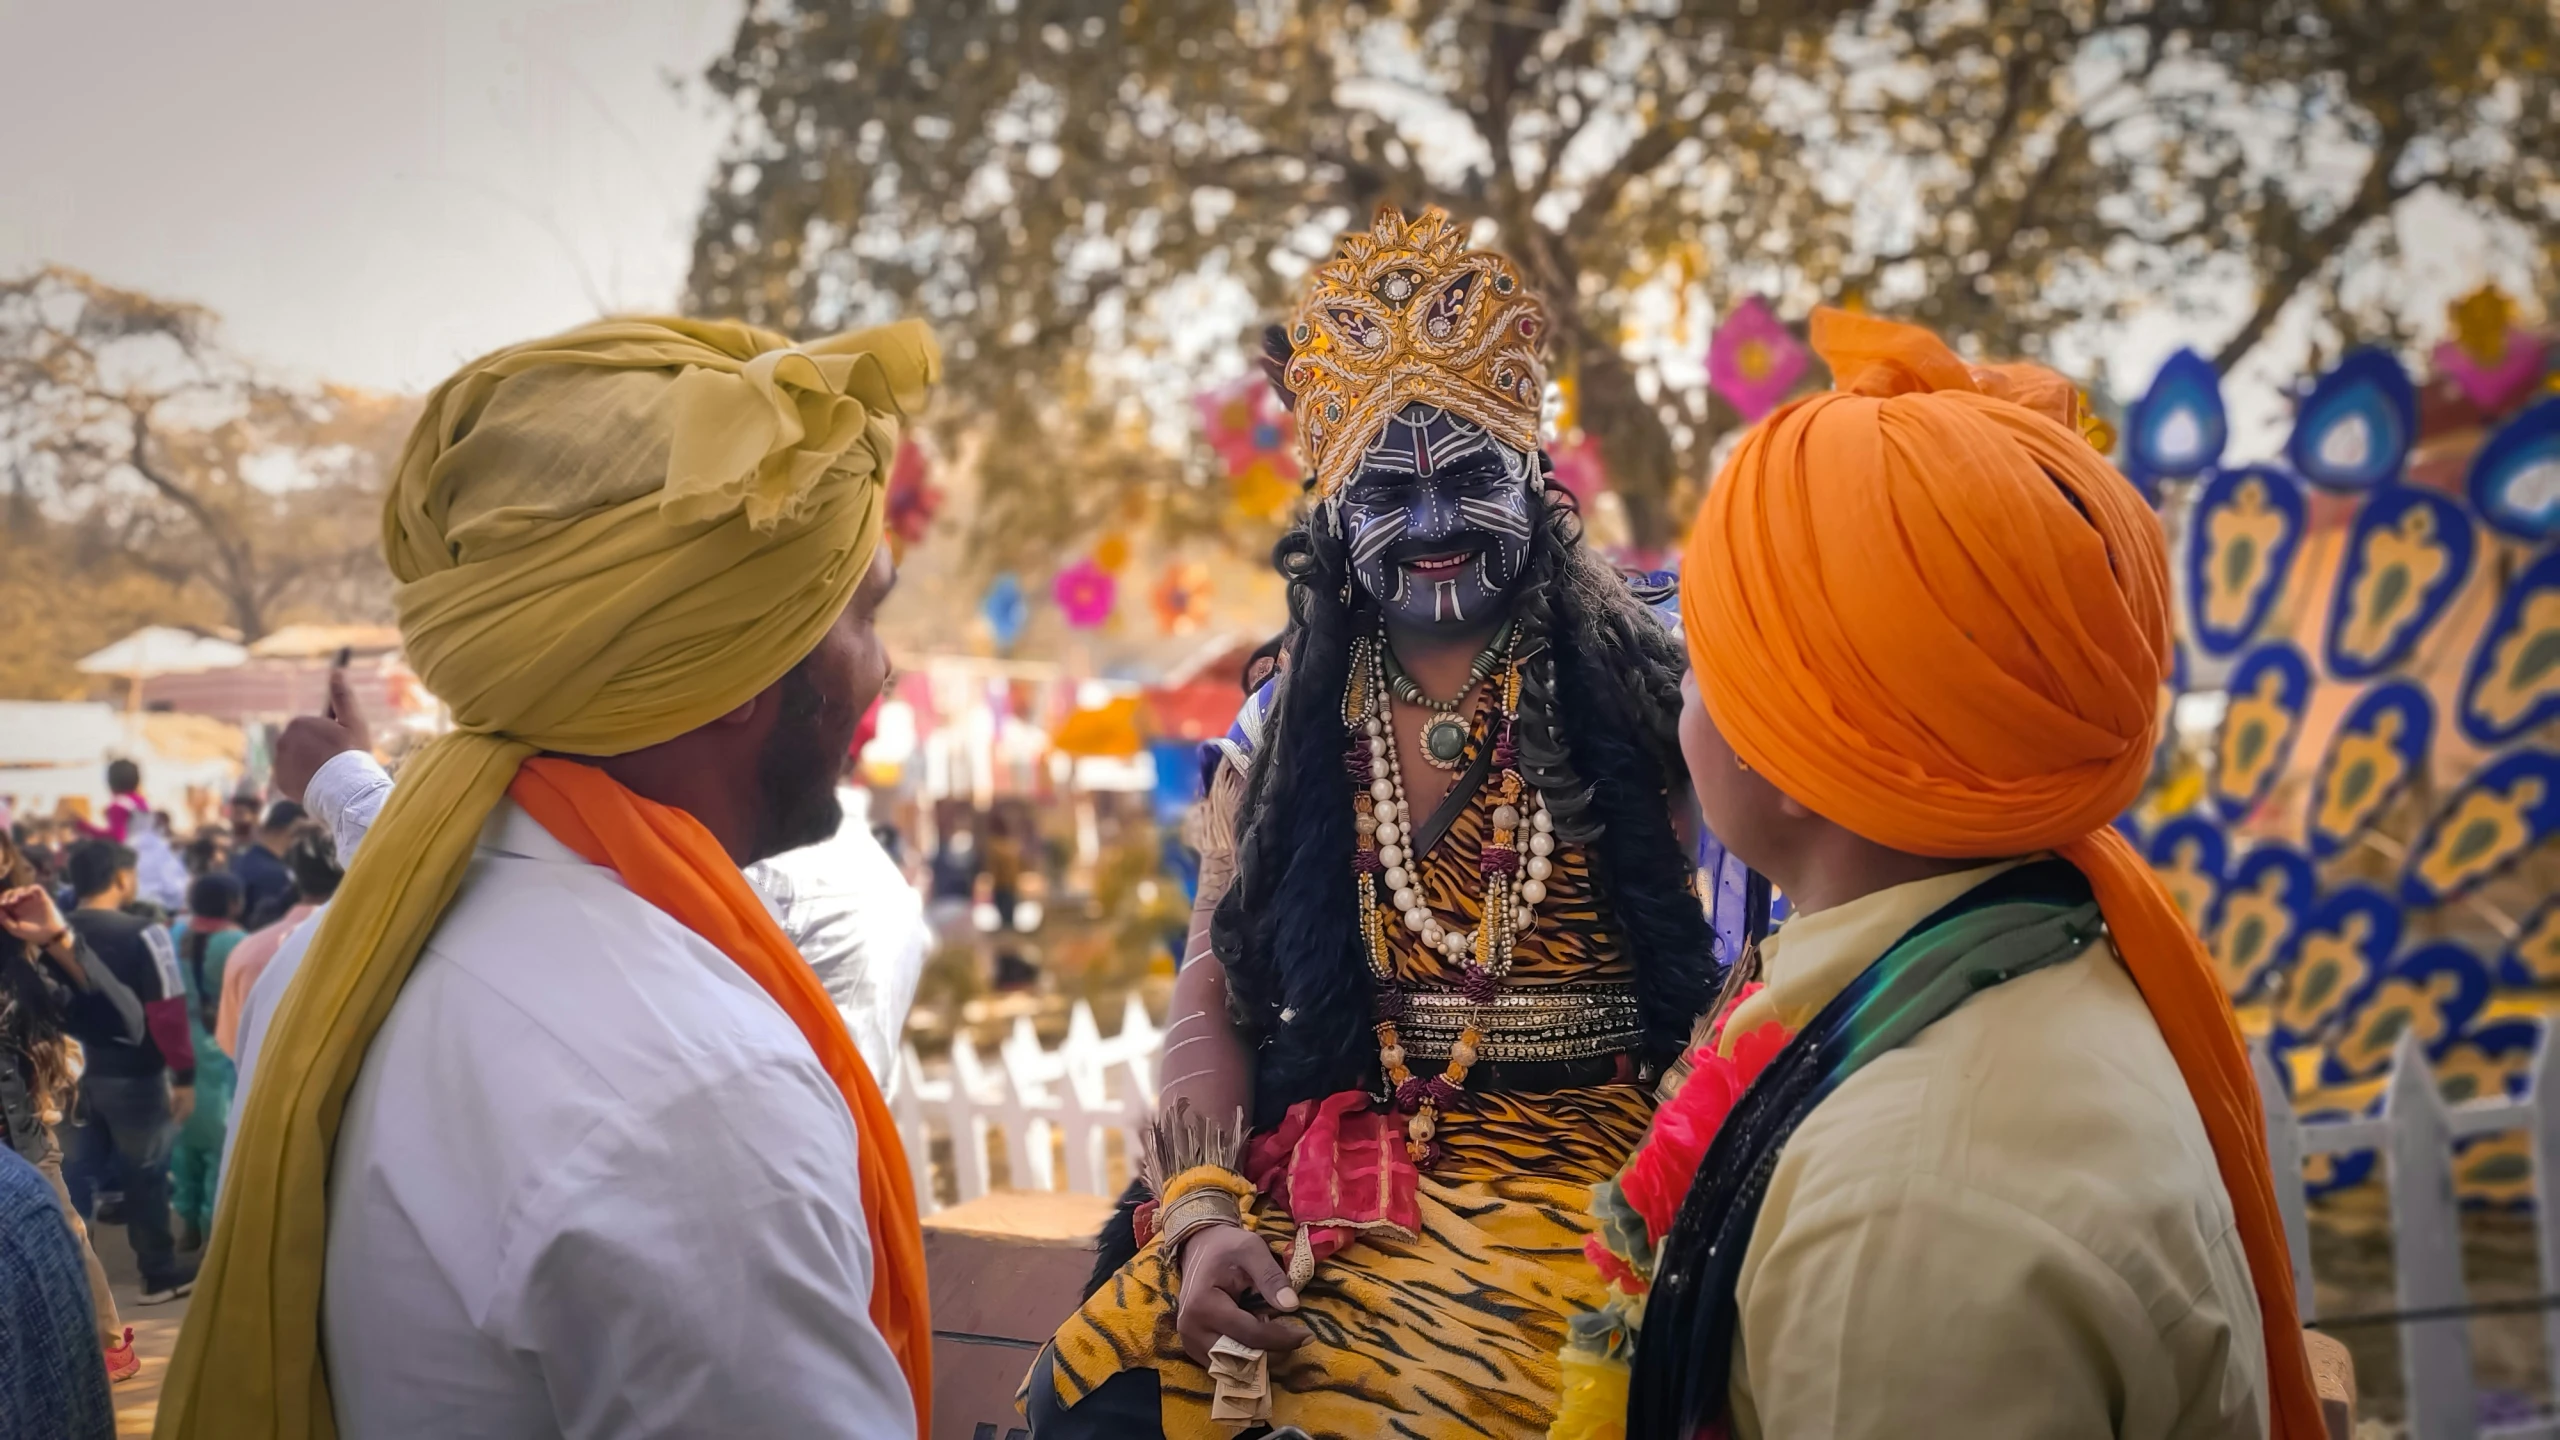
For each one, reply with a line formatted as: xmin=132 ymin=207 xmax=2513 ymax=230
xmin=2 ymin=762 xmax=344 ymax=1421
xmin=0 ymin=206 xmax=2337 ymax=1440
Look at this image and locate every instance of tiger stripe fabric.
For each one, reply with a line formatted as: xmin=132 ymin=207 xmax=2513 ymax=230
xmin=1042 ymin=706 xmax=1655 ymax=1437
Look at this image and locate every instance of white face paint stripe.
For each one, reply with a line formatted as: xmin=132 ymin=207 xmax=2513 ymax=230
xmin=1359 ymin=403 xmax=1496 ymax=476
xmin=1349 ymin=510 xmax=1407 ymax=569
xmin=1433 ymin=578 xmax=1465 ymax=622
xmin=1454 ymin=494 xmax=1534 ymax=542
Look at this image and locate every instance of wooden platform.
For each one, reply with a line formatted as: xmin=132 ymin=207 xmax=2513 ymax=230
xmin=923 ymin=1190 xmax=1114 ymax=1440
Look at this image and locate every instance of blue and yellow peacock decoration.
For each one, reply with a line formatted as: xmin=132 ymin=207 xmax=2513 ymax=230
xmin=2117 ymin=289 xmax=2558 ymax=1205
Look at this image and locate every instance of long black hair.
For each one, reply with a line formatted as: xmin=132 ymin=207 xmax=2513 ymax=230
xmin=0 ymin=828 xmax=73 ymax=1128
xmin=1210 ymin=474 xmax=1716 ymax=1125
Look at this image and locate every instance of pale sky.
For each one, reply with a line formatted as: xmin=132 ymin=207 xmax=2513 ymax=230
xmin=0 ymin=0 xmax=741 ymax=392
xmin=1 ymin=3 xmax=2522 ymax=460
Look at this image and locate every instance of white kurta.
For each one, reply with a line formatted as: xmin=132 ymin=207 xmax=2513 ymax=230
xmin=242 ymin=789 xmax=912 ymax=1438
xmin=741 ymin=785 xmax=933 ymax=1083
xmin=256 ymin=755 xmax=932 ymax=1082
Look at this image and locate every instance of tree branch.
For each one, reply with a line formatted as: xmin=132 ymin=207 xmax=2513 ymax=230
xmin=2212 ymin=121 xmax=2420 ymax=371
xmin=1525 ymin=31 xmax=1603 ymax=201
xmin=1574 ymin=111 xmax=1703 ymax=230
xmin=1470 ymin=0 xmax=1563 ymax=211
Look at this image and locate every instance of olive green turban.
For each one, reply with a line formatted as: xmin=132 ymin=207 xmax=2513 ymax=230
xmin=158 ymin=315 xmax=940 ymax=1440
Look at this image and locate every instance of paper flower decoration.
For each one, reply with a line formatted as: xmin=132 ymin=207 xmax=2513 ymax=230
xmin=2434 ymin=332 xmax=2548 ymax=417
xmin=1152 ymin=561 xmax=1213 ymax=636
xmin=981 ymin=572 xmax=1027 ymax=650
xmin=1053 ymin=558 xmax=1117 ymax=629
xmin=2436 ymin=285 xmax=2544 ymax=413
xmin=1707 ymin=297 xmax=1809 ymax=422
xmin=1195 ymin=374 xmax=1301 ymax=483
xmin=885 ymin=440 xmax=941 ymax=550
xmin=1092 ymin=531 xmax=1132 ymax=573
xmin=1230 ymin=456 xmax=1298 ymax=522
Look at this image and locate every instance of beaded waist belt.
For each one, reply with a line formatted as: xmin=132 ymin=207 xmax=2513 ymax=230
xmin=1391 ymin=986 xmax=1643 ymax=1063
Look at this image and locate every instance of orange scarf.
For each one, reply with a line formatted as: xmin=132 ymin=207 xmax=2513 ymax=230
xmin=510 ymin=757 xmax=931 ymax=1435
xmin=1680 ymin=309 xmax=2320 ymax=1438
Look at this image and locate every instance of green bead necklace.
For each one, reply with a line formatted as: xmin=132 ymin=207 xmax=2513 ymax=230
xmin=1380 ymin=620 xmax=1515 ymax=770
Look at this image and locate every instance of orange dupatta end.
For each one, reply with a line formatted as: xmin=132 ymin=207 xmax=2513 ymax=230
xmin=509 ymin=757 xmax=931 ymax=1435
xmin=1681 ymin=309 xmax=2321 ymax=1439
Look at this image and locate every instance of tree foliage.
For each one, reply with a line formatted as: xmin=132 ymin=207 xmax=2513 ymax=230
xmin=0 ymin=512 xmax=196 ymax=701
xmin=692 ymin=0 xmax=2560 ymax=552
xmin=0 ymin=268 xmax=409 ymax=648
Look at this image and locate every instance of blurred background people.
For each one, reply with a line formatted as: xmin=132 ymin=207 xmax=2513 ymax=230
xmin=227 ymin=800 xmax=304 ymax=931
xmin=168 ymin=872 xmax=245 ymax=1252
xmin=59 ymin=839 xmax=197 ymax=1305
xmin=0 ymin=831 xmax=141 ymax=1385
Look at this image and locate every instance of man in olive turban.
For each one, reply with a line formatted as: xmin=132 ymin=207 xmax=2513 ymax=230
xmin=161 ymin=318 xmax=940 ymax=1440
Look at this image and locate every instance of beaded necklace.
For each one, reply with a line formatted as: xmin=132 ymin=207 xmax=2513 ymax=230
xmin=1345 ymin=629 xmax=1556 ymax=1166
xmin=1380 ymin=619 xmax=1514 ymax=771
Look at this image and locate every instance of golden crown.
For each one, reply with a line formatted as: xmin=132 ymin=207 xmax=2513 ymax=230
xmin=1285 ymin=205 xmax=1548 ymax=500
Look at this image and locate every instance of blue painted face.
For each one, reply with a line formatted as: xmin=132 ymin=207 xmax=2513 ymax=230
xmin=1335 ymin=403 xmax=1539 ymax=633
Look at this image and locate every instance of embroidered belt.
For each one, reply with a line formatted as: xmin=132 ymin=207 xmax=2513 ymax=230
xmin=1392 ymin=986 xmax=1643 ymax=1063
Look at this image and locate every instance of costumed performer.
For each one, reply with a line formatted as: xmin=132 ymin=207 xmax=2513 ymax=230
xmin=1027 ymin=205 xmax=1764 ymax=1440
xmin=158 ymin=316 xmax=938 ymax=1439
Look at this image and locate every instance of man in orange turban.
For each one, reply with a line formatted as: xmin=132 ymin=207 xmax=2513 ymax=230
xmin=1622 ymin=310 xmax=2321 ymax=1437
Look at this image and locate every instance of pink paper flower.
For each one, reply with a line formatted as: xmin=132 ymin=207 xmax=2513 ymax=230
xmin=1195 ymin=374 xmax=1301 ymax=481
xmin=1052 ymin=558 xmax=1117 ymax=629
xmin=1708 ymin=297 xmax=1810 ymax=422
xmin=2433 ymin=332 xmax=2548 ymax=416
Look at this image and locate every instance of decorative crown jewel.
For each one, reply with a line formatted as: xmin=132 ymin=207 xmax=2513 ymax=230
xmin=1286 ymin=205 xmax=1548 ymax=500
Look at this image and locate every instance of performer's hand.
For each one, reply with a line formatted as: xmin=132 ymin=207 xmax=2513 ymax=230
xmin=1174 ymin=1223 xmax=1309 ymax=1366
xmin=272 ymin=670 xmax=373 ymax=804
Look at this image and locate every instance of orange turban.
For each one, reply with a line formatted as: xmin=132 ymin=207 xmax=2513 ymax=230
xmin=1680 ymin=308 xmax=2320 ymax=1438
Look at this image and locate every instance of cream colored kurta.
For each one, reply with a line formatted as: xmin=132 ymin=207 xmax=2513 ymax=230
xmin=1722 ymin=861 xmax=2269 ymax=1440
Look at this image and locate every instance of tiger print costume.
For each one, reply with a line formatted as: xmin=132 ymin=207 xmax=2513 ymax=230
xmin=1040 ymin=702 xmax=1655 ymax=1439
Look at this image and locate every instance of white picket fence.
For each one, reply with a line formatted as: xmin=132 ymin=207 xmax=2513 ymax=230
xmin=2257 ymin=1029 xmax=2560 ymax=1440
xmin=887 ymin=994 xmax=1163 ymax=1212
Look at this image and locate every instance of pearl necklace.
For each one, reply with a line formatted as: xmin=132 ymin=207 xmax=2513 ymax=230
xmin=1345 ymin=634 xmax=1556 ymax=1166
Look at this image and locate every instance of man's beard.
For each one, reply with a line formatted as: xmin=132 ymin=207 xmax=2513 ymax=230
xmin=751 ymin=664 xmax=847 ymax=862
